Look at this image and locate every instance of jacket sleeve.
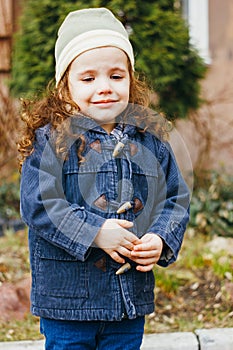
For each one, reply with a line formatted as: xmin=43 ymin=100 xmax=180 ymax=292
xmin=20 ymin=126 xmax=106 ymax=261
xmin=146 ymin=140 xmax=190 ymax=267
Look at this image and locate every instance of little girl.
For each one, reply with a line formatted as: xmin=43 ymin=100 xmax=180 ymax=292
xmin=19 ymin=7 xmax=190 ymax=350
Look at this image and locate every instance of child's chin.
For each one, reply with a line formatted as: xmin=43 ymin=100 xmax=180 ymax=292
xmin=89 ymin=113 xmax=117 ymax=125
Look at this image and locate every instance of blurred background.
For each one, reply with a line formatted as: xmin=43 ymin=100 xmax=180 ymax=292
xmin=0 ymin=0 xmax=232 ymax=341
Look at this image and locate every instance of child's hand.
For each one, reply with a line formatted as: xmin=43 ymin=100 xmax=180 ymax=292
xmin=130 ymin=233 xmax=163 ymax=272
xmin=94 ymin=219 xmax=140 ymax=264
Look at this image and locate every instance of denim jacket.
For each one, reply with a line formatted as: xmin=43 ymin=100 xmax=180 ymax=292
xmin=20 ymin=114 xmax=190 ymax=321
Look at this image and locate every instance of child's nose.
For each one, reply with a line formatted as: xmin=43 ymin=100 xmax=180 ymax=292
xmin=97 ymin=78 xmax=112 ymax=94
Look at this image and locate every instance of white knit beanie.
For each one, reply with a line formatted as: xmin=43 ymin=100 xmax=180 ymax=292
xmin=55 ymin=7 xmax=135 ymax=86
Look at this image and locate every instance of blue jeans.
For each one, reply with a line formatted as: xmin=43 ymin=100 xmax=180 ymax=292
xmin=40 ymin=317 xmax=145 ymax=350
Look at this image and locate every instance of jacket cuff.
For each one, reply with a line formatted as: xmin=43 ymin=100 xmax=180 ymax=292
xmin=54 ymin=206 xmax=106 ymax=261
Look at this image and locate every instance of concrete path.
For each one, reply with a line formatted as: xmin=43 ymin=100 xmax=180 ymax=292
xmin=0 ymin=328 xmax=233 ymax=349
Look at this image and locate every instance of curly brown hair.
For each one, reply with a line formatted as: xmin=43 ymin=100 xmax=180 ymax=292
xmin=18 ymin=61 xmax=168 ymax=171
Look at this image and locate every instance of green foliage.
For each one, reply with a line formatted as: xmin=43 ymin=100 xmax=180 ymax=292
xmin=10 ymin=0 xmax=207 ymax=119
xmin=212 ymin=255 xmax=232 ymax=279
xmin=0 ymin=178 xmax=20 ymax=220
xmin=155 ymin=267 xmax=183 ymax=294
xmin=190 ymin=172 xmax=233 ymax=237
xmin=130 ymin=4 xmax=206 ymax=119
xmin=10 ymin=0 xmax=85 ymax=97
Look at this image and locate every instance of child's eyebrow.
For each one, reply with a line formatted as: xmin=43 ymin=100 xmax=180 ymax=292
xmin=77 ymin=67 xmax=128 ymax=76
xmin=110 ymin=67 xmax=128 ymax=72
xmin=77 ymin=69 xmax=96 ymax=76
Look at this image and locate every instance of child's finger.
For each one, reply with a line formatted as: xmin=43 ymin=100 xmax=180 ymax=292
xmin=132 ymin=242 xmax=152 ymax=251
xmin=124 ymin=232 xmax=141 ymax=246
xmin=118 ymin=247 xmax=134 ymax=259
xmin=136 ymin=263 xmax=155 ymax=272
xmin=131 ymin=249 xmax=158 ymax=258
xmin=117 ymin=219 xmax=134 ymax=228
xmin=133 ymin=257 xmax=158 ymax=265
xmin=108 ymin=250 xmax=125 ymax=264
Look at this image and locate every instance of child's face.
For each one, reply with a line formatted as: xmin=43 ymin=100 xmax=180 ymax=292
xmin=68 ymin=46 xmax=130 ymax=133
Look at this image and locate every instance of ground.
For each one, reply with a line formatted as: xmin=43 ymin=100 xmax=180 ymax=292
xmin=0 ymin=228 xmax=233 ymax=341
xmin=145 ymin=230 xmax=233 ymax=333
xmin=146 ymin=265 xmax=233 ymax=333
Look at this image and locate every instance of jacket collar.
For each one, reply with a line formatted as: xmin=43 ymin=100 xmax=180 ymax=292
xmin=70 ymin=108 xmax=139 ymax=139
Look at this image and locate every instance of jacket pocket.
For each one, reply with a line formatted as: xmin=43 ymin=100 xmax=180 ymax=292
xmin=36 ymin=240 xmax=88 ymax=298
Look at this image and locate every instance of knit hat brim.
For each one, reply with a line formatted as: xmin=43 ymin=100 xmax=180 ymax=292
xmin=55 ymin=29 xmax=134 ymax=85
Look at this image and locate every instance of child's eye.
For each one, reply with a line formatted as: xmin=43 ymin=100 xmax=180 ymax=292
xmin=82 ymin=77 xmax=95 ymax=82
xmin=111 ymin=74 xmax=123 ymax=80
